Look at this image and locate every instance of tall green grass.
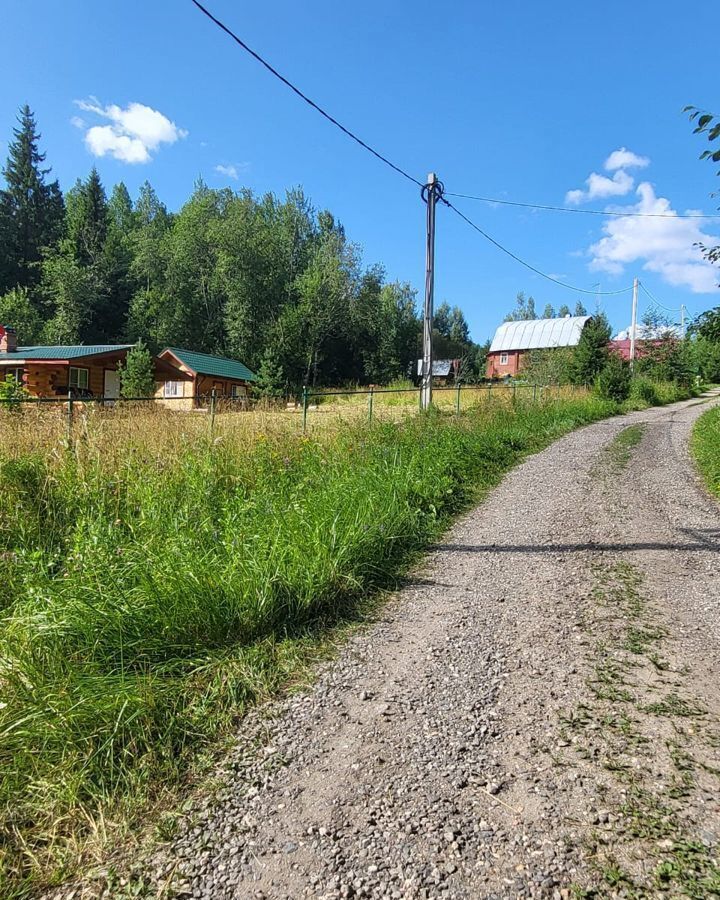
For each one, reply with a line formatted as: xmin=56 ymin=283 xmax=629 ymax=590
xmin=0 ymin=390 xmax=679 ymax=894
xmin=691 ymin=405 xmax=720 ymax=499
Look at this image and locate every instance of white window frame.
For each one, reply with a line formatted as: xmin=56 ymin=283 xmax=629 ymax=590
xmin=69 ymin=366 xmax=89 ymax=390
xmin=500 ymin=352 xmax=509 ymax=365
xmin=5 ymin=367 xmax=24 ymax=383
xmin=164 ymin=380 xmax=183 ymax=398
xmin=231 ymin=383 xmax=245 ymax=399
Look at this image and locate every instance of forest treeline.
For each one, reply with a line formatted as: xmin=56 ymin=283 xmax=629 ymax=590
xmin=0 ymin=106 xmax=487 ymax=390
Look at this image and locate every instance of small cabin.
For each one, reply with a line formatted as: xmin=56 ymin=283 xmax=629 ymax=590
xmin=155 ymin=348 xmax=257 ymax=409
xmin=415 ymin=358 xmax=462 ymax=385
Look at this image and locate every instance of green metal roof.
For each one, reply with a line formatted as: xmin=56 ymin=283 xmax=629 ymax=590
xmin=0 ymin=344 xmax=132 ymax=362
xmin=164 ymin=348 xmax=257 ymax=382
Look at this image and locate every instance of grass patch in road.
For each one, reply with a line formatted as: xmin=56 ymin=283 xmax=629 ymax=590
xmin=593 ymin=424 xmax=646 ymax=480
xmin=691 ymin=405 xmax=720 ymax=499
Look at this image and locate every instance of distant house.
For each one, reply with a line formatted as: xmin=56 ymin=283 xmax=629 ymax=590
xmin=0 ymin=326 xmax=256 ymax=406
xmin=485 ymin=316 xmax=591 ymax=379
xmin=156 ymin=348 xmax=257 ymax=408
xmin=0 ymin=327 xmax=136 ymax=399
xmin=415 ymin=358 xmax=462 ymax=385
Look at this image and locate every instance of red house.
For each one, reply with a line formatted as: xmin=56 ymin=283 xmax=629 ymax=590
xmin=486 ymin=316 xmax=591 ymax=379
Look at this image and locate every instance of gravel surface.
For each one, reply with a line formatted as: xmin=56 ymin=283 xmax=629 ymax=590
xmin=66 ymin=394 xmax=720 ymax=899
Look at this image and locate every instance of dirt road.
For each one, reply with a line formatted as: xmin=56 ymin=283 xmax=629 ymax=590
xmin=132 ymin=395 xmax=720 ymax=899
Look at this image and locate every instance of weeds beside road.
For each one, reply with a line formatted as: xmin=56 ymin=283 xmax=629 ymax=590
xmin=0 ymin=383 xmax=694 ymax=895
xmin=692 ymin=404 xmax=720 ymax=499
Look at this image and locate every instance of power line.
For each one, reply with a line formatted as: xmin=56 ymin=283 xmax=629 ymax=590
xmin=441 ymin=198 xmax=633 ymax=296
xmin=638 ymin=281 xmax=682 ymax=314
xmin=444 ymin=191 xmax=719 ymax=220
xmin=190 ymin=0 xmax=423 ymax=188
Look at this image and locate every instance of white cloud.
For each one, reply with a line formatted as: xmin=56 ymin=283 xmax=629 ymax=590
xmin=588 ymin=182 xmax=720 ymax=294
xmin=70 ymin=116 xmax=86 ymax=129
xmin=214 ymin=162 xmax=249 ymax=181
xmin=74 ymin=98 xmax=187 ymax=164
xmin=566 ymin=169 xmax=634 ymax=204
xmin=604 ymin=147 xmax=650 ymax=172
xmin=215 ymin=164 xmax=239 ymax=180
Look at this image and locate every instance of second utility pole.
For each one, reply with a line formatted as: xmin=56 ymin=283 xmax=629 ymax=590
xmin=629 ymin=276 xmax=639 ymax=371
xmin=421 ymin=173 xmax=444 ymax=410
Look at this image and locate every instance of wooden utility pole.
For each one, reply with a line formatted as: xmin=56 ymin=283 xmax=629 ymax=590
xmin=421 ymin=173 xmax=443 ymax=410
xmin=629 ymin=277 xmax=639 ymax=370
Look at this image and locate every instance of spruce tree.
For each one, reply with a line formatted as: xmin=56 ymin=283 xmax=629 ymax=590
xmin=66 ymin=168 xmax=108 ymax=267
xmin=0 ymin=105 xmax=64 ymax=292
xmin=571 ymin=313 xmax=611 ymax=385
xmin=118 ymin=341 xmax=156 ymax=398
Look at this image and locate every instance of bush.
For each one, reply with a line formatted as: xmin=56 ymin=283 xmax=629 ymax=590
xmin=596 ymin=356 xmax=631 ymax=402
xmin=0 ymin=374 xmax=29 ymax=410
xmin=629 ymin=376 xmax=659 ymax=407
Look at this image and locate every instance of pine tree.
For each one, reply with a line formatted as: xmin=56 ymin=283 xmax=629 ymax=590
xmin=448 ymin=306 xmax=470 ymax=344
xmin=543 ymin=303 xmax=554 ymax=318
xmin=574 ymin=300 xmax=587 ymax=316
xmin=558 ymin=304 xmax=571 ymax=317
xmin=118 ymin=341 xmax=156 ymax=398
xmin=0 ymin=105 xmax=64 ymax=292
xmin=255 ymin=345 xmax=286 ymax=399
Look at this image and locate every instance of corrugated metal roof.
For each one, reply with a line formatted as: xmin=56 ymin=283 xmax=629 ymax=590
xmin=416 ymin=359 xmax=455 ymax=377
xmin=0 ymin=344 xmax=132 ymax=362
xmin=489 ymin=316 xmax=591 ymax=352
xmin=163 ymin=348 xmax=257 ymax=382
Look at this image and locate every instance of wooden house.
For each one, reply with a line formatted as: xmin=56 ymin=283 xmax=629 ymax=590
xmin=0 ymin=327 xmax=256 ymax=406
xmin=155 ymin=348 xmax=257 ymax=409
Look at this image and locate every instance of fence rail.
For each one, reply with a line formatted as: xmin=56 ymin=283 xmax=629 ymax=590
xmin=1 ymin=382 xmax=582 ymax=446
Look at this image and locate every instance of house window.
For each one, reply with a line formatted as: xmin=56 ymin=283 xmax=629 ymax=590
xmin=69 ymin=367 xmax=89 ymax=390
xmin=231 ymin=384 xmax=245 ymax=399
xmin=500 ymin=352 xmax=509 ymax=365
xmin=164 ymin=380 xmax=183 ymax=398
xmin=5 ymin=367 xmax=24 ymax=383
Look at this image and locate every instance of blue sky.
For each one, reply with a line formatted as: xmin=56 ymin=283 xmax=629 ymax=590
xmin=2 ymin=0 xmax=718 ymax=343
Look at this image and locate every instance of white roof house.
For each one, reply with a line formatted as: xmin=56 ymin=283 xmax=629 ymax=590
xmin=489 ymin=316 xmax=591 ymax=352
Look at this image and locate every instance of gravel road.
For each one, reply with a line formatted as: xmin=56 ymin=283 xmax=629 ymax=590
xmin=109 ymin=395 xmax=720 ymax=899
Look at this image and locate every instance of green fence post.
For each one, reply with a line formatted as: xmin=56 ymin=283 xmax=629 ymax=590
xmin=368 ymin=385 xmax=374 ymax=423
xmin=512 ymin=382 xmax=517 ymax=402
xmin=302 ymin=385 xmax=309 ymax=434
xmin=455 ymin=380 xmax=461 ymax=416
xmin=66 ymin=392 xmax=74 ymax=450
xmin=210 ymin=388 xmax=217 ymax=439
xmin=533 ymin=383 xmax=537 ymax=402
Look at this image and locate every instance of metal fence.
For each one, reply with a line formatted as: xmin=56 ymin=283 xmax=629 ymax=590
xmin=299 ymin=382 xmax=574 ymax=433
xmin=0 ymin=382 xmax=583 ymax=447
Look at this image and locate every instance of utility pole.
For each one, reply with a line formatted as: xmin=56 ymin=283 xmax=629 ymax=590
xmin=421 ymin=173 xmax=444 ymax=410
xmin=681 ymin=304 xmax=686 ymax=339
xmin=629 ymin=277 xmax=639 ymax=371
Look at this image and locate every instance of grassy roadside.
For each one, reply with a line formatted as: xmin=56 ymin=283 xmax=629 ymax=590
xmin=691 ymin=405 xmax=720 ymax=499
xmin=0 ymin=386 xmax=692 ymax=896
